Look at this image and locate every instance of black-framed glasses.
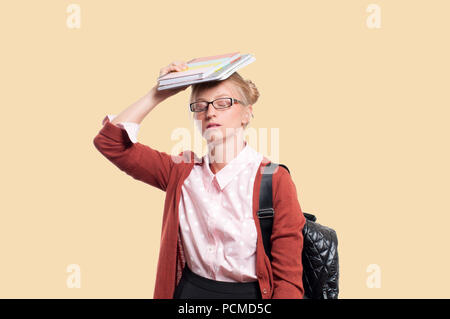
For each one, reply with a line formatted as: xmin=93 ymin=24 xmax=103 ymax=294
xmin=189 ymin=97 xmax=245 ymax=113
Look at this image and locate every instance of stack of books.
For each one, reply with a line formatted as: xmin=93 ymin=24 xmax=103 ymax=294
xmin=157 ymin=52 xmax=255 ymax=91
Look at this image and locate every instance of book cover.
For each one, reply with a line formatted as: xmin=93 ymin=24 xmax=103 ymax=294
xmin=158 ymin=52 xmax=240 ymax=85
xmin=157 ymin=54 xmax=255 ymax=91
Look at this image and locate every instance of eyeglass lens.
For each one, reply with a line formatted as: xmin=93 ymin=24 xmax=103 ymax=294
xmin=192 ymin=98 xmax=232 ymax=112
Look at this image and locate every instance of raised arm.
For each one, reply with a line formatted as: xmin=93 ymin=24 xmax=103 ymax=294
xmin=93 ymin=61 xmax=191 ymax=191
xmin=110 ymin=60 xmax=190 ymax=125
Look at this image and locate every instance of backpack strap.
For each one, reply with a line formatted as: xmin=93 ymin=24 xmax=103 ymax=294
xmin=257 ymin=162 xmax=290 ymax=261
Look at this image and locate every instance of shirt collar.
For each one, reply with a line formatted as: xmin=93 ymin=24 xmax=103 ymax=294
xmin=201 ymin=141 xmax=261 ymax=191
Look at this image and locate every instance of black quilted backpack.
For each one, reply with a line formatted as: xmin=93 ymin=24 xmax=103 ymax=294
xmin=257 ymin=162 xmax=339 ymax=299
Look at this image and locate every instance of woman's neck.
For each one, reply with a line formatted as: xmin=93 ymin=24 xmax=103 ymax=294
xmin=208 ymin=135 xmax=246 ymax=174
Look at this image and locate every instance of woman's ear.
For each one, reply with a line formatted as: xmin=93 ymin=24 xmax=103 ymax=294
xmin=242 ymin=105 xmax=253 ymax=127
xmin=247 ymin=105 xmax=254 ymax=120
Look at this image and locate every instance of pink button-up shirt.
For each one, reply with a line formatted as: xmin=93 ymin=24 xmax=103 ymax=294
xmin=105 ymin=115 xmax=264 ymax=282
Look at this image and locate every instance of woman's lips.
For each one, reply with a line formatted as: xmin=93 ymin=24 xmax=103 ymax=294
xmin=206 ymin=124 xmax=221 ymax=129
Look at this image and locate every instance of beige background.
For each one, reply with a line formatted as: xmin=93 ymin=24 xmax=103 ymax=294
xmin=1 ymin=0 xmax=448 ymax=298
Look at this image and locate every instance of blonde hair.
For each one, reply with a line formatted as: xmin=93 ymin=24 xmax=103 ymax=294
xmin=189 ymin=72 xmax=259 ymax=129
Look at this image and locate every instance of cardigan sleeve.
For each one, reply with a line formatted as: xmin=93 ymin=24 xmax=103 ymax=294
xmin=93 ymin=116 xmax=178 ymax=192
xmin=270 ymin=166 xmax=306 ymax=299
xmin=103 ymin=114 xmax=140 ymax=144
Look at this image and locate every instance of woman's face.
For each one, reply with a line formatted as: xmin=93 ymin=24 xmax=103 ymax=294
xmin=191 ymin=80 xmax=252 ymax=144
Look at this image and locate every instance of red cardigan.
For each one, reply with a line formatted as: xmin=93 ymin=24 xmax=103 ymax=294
xmin=93 ymin=120 xmax=306 ymax=299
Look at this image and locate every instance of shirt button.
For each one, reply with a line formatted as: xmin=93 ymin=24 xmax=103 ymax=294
xmin=263 ymin=288 xmax=267 ymax=294
xmin=257 ymin=272 xmax=263 ymax=279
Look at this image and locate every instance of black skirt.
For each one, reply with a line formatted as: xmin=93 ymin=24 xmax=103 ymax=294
xmin=173 ymin=265 xmax=262 ymax=299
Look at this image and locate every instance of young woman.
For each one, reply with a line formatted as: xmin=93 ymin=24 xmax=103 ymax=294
xmin=93 ymin=61 xmax=306 ymax=299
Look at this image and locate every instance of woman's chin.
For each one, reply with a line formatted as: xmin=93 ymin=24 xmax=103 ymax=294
xmin=205 ymin=135 xmax=223 ymax=146
xmin=203 ymin=129 xmax=223 ymax=142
